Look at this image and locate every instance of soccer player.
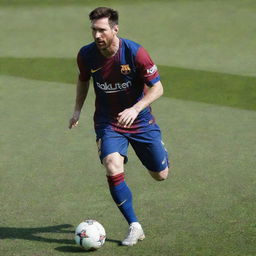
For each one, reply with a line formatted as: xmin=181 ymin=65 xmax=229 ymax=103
xmin=69 ymin=7 xmax=169 ymax=246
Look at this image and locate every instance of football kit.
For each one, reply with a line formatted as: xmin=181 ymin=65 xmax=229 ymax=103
xmin=77 ymin=38 xmax=169 ymax=171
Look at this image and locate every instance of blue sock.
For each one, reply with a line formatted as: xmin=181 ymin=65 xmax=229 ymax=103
xmin=107 ymin=173 xmax=138 ymax=224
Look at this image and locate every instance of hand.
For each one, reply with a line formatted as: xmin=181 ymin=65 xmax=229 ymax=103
xmin=117 ymin=107 xmax=139 ymax=128
xmin=69 ymin=111 xmax=80 ymax=129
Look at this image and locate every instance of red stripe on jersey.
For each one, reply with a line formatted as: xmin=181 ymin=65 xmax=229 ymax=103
xmin=135 ymin=46 xmax=160 ymax=86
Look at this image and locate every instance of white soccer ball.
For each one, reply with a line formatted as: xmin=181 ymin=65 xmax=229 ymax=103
xmin=74 ymin=220 xmax=106 ymax=251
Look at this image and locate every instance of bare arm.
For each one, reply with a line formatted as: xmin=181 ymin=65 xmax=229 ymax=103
xmin=69 ymin=79 xmax=90 ymax=129
xmin=117 ymin=80 xmax=164 ymax=127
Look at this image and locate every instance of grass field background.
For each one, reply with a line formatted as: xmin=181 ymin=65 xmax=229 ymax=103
xmin=0 ymin=0 xmax=255 ymax=255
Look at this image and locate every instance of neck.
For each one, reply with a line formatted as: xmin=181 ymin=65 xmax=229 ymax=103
xmin=101 ymin=37 xmax=119 ymax=58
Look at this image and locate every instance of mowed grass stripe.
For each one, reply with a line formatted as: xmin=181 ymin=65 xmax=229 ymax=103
xmin=1 ymin=75 xmax=255 ymax=255
xmin=1 ymin=57 xmax=256 ymax=111
xmin=160 ymin=65 xmax=256 ymax=111
xmin=0 ymin=0 xmax=132 ymax=6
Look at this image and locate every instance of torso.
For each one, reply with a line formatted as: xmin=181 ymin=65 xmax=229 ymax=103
xmin=77 ymin=38 xmax=160 ymax=133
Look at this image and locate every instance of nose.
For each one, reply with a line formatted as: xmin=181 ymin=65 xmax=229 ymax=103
xmin=95 ymin=31 xmax=101 ymax=39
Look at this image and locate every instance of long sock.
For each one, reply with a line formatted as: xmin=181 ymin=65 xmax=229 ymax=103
xmin=107 ymin=173 xmax=138 ymax=224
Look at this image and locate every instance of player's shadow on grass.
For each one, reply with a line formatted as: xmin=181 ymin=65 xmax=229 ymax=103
xmin=0 ymin=224 xmax=74 ymax=245
xmin=0 ymin=224 xmax=121 ymax=253
xmin=55 ymin=238 xmax=121 ymax=253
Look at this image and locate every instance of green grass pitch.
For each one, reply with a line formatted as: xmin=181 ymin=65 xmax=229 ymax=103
xmin=0 ymin=0 xmax=255 ymax=255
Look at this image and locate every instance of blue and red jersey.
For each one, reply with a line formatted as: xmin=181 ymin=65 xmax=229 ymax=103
xmin=77 ymin=38 xmax=160 ymax=133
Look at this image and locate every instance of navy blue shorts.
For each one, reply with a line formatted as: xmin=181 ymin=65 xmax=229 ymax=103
xmin=96 ymin=124 xmax=169 ymax=172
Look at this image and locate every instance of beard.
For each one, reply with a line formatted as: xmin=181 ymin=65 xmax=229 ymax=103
xmin=96 ymin=35 xmax=115 ymax=50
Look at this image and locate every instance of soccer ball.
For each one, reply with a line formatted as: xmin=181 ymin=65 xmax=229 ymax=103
xmin=74 ymin=220 xmax=106 ymax=251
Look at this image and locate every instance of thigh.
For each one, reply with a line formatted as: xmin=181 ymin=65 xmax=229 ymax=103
xmin=96 ymin=129 xmax=129 ymax=164
xmin=129 ymin=128 xmax=169 ymax=172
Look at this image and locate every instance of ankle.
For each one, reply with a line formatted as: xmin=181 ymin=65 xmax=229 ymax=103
xmin=130 ymin=222 xmax=141 ymax=228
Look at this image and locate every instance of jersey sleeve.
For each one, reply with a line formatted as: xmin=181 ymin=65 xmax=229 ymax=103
xmin=135 ymin=46 xmax=160 ymax=87
xmin=77 ymin=49 xmax=91 ymax=82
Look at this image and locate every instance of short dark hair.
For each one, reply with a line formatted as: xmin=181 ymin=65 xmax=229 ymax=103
xmin=89 ymin=7 xmax=119 ymax=27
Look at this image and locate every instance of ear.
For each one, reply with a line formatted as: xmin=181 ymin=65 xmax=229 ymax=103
xmin=113 ymin=25 xmax=119 ymax=34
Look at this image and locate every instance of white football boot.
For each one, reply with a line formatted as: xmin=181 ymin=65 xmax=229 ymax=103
xmin=122 ymin=222 xmax=145 ymax=246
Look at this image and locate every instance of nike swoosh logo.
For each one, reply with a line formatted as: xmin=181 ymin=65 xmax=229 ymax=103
xmin=117 ymin=199 xmax=127 ymax=207
xmin=91 ymin=67 xmax=102 ymax=73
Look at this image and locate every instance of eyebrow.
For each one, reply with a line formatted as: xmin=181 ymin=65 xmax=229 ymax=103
xmin=91 ymin=26 xmax=107 ymax=31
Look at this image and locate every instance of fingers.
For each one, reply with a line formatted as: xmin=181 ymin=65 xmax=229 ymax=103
xmin=118 ymin=116 xmax=134 ymax=128
xmin=69 ymin=110 xmax=81 ymax=129
xmin=69 ymin=118 xmax=79 ymax=129
xmin=118 ymin=111 xmax=133 ymax=127
xmin=117 ymin=107 xmax=138 ymax=128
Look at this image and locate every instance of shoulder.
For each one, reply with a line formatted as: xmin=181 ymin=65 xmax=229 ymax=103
xmin=78 ymin=42 xmax=97 ymax=58
xmin=120 ymin=38 xmax=142 ymax=55
xmin=120 ymin=38 xmax=152 ymax=61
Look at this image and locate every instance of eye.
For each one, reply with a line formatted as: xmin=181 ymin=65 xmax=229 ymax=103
xmin=91 ymin=28 xmax=106 ymax=33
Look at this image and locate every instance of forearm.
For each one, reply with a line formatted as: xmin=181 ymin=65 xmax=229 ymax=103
xmin=133 ymin=81 xmax=163 ymax=113
xmin=73 ymin=79 xmax=90 ymax=113
xmin=69 ymin=79 xmax=89 ymax=129
xmin=117 ymin=81 xmax=163 ymax=127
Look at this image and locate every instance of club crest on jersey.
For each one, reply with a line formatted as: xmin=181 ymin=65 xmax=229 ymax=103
xmin=120 ymin=64 xmax=131 ymax=75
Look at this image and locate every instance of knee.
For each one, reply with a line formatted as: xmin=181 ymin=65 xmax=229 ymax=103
xmin=104 ymin=158 xmax=121 ymax=176
xmin=149 ymin=167 xmax=169 ymax=181
xmin=104 ymin=157 xmax=117 ymax=169
xmin=103 ymin=153 xmax=124 ymax=176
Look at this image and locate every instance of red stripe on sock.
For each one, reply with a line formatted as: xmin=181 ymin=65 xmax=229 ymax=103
xmin=107 ymin=173 xmax=125 ymax=187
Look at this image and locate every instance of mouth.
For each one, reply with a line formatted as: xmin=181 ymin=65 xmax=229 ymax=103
xmin=96 ymin=40 xmax=105 ymax=47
